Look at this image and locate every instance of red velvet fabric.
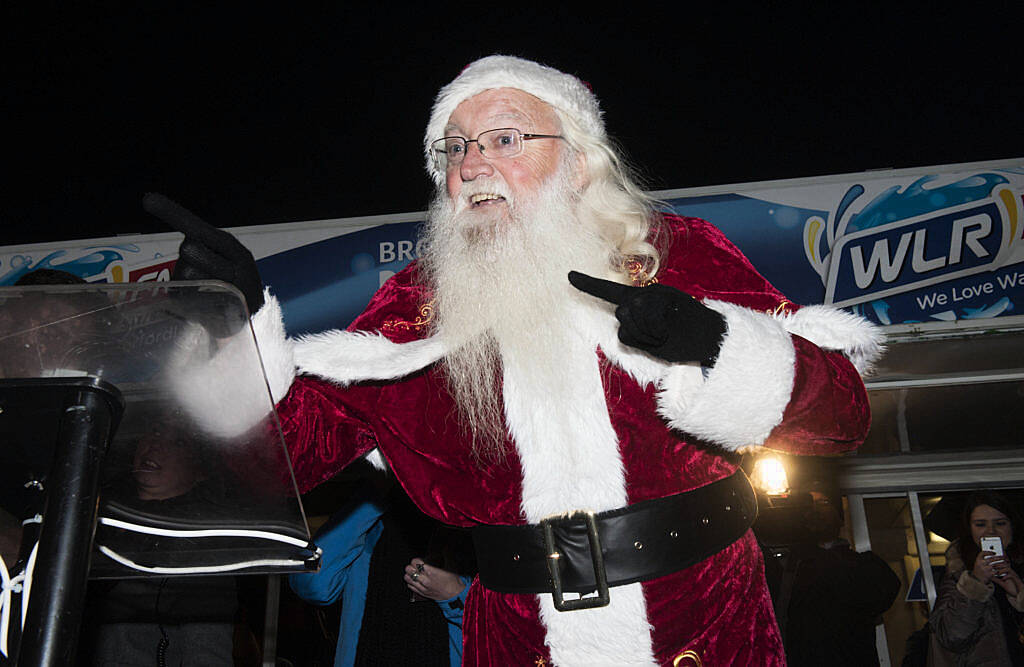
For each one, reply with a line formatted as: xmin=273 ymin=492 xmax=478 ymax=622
xmin=274 ymin=215 xmax=870 ymax=665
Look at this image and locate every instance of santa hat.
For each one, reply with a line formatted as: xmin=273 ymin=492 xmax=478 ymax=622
xmin=423 ymin=55 xmax=604 ymax=183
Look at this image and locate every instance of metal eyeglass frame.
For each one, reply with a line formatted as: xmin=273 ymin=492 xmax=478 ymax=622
xmin=430 ymin=128 xmax=564 ymax=169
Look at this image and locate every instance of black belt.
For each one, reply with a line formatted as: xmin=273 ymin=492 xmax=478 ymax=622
xmin=472 ymin=470 xmax=756 ymax=611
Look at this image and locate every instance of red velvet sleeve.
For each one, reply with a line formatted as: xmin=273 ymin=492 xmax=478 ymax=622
xmin=659 ymin=215 xmax=788 ymax=311
xmin=275 ymin=262 xmax=435 ymax=493
xmin=763 ymin=334 xmax=871 ymax=455
xmin=276 ymin=375 xmax=382 ymax=494
xmin=660 ymin=214 xmax=872 ymax=455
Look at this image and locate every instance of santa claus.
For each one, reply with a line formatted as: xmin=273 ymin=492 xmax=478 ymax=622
xmin=152 ymin=55 xmax=883 ymax=666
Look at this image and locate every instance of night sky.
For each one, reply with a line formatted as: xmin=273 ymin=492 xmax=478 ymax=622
xmin=6 ymin=5 xmax=1022 ymax=247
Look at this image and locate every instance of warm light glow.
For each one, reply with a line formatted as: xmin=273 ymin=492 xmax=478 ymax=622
xmin=752 ymin=457 xmax=789 ymax=496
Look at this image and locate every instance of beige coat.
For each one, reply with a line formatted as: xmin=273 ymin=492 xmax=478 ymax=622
xmin=929 ymin=541 xmax=1024 ymax=666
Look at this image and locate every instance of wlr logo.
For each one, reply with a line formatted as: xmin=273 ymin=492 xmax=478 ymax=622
xmin=804 ymin=177 xmax=1022 ymax=308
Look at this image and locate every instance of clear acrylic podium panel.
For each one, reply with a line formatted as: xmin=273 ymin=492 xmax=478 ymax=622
xmin=0 ymin=281 xmax=312 ymax=578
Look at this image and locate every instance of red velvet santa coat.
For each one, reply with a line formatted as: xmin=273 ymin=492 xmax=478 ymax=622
xmin=243 ymin=216 xmax=881 ymax=666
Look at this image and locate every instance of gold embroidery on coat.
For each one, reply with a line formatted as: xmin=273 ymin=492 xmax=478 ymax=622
xmin=381 ymin=300 xmax=435 ymax=333
xmin=672 ymin=648 xmax=702 ymax=667
xmin=768 ymin=300 xmax=793 ymax=317
xmin=625 ymin=258 xmax=658 ymax=287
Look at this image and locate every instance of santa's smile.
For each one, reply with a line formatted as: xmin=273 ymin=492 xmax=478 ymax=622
xmin=470 ymin=193 xmax=506 ymax=207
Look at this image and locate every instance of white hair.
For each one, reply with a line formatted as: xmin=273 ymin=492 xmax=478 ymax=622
xmin=553 ymin=108 xmax=665 ymax=283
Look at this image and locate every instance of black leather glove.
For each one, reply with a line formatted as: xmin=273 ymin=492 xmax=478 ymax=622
xmin=569 ymin=271 xmax=726 ymax=366
xmin=142 ymin=192 xmax=265 ymax=314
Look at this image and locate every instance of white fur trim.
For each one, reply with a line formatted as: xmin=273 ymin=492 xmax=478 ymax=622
xmin=501 ymin=337 xmax=627 ymax=520
xmin=251 ymin=290 xmax=296 ymax=403
xmin=777 ymin=304 xmax=884 ymax=375
xmin=293 ymin=329 xmax=448 ymax=386
xmin=169 ymin=289 xmax=449 ymax=443
xmin=424 ymin=55 xmax=603 ymax=185
xmin=499 ymin=306 xmax=656 ymax=666
xmin=538 ymin=582 xmax=656 ymax=666
xmin=167 ymin=314 xmax=285 ymax=440
xmin=656 ymin=300 xmax=796 ymax=450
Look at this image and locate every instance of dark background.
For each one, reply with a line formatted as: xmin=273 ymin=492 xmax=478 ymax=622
xmin=6 ymin=5 xmax=1022 ymax=246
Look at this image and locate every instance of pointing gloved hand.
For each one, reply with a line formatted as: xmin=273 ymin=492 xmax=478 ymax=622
xmin=568 ymin=271 xmax=726 ymax=366
xmin=142 ymin=192 xmax=265 ymax=314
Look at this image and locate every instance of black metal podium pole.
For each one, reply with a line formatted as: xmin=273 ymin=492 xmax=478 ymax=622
xmin=16 ymin=386 xmax=118 ymax=667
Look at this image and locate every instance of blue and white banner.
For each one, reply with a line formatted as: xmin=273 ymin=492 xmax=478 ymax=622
xmin=3 ymin=160 xmax=1021 ymax=332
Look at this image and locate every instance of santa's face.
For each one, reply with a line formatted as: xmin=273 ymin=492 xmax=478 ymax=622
xmin=443 ymin=88 xmax=565 ymax=225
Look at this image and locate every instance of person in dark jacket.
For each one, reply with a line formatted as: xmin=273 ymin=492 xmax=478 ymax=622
xmin=81 ymin=421 xmax=240 ymax=666
xmin=784 ymin=486 xmax=901 ymax=666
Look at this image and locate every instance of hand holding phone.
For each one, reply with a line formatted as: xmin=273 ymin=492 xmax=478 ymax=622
xmin=981 ymin=536 xmax=1004 ymax=556
xmin=981 ymin=536 xmax=1007 ymax=578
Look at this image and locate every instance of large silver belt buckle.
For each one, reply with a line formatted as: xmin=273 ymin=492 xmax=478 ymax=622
xmin=540 ymin=511 xmax=610 ymax=612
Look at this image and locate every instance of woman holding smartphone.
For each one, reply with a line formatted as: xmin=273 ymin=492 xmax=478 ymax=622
xmin=929 ymin=491 xmax=1024 ymax=666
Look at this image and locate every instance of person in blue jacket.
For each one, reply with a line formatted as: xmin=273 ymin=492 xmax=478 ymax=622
xmin=290 ymin=481 xmax=472 ymax=667
xmin=288 ymin=484 xmax=388 ymax=667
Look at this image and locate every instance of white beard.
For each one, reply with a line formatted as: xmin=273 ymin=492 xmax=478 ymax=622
xmin=419 ymin=162 xmax=658 ymax=666
xmin=419 ymin=161 xmax=614 ymax=457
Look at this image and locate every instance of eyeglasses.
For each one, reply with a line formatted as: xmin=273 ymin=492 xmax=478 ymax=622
xmin=430 ymin=128 xmax=564 ymax=170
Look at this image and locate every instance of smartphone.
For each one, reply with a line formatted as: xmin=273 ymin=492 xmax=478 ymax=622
xmin=981 ymin=536 xmax=1005 ymax=557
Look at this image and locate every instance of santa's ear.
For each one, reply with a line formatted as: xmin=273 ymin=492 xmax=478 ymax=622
xmin=571 ymin=150 xmax=589 ymax=192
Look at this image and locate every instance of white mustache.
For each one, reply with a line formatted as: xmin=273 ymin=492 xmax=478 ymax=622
xmin=457 ymin=180 xmax=513 ymax=210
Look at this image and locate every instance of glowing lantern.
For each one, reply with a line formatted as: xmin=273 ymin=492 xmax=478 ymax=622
xmin=751 ymin=456 xmax=789 ymax=496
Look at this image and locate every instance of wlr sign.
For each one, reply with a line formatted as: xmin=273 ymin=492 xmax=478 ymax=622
xmin=806 ymin=180 xmax=1022 ymax=313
